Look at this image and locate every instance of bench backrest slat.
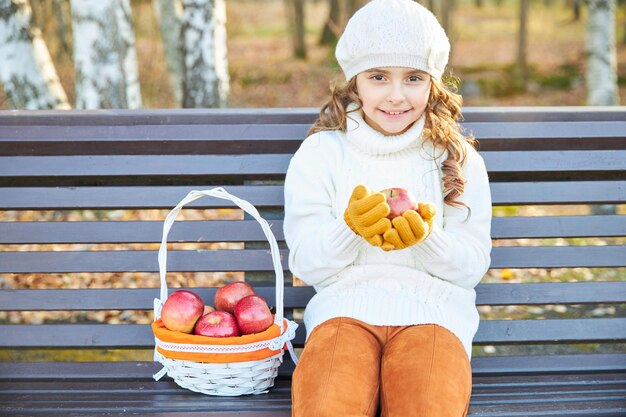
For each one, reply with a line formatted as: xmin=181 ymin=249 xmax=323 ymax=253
xmin=2 ymin=181 xmax=625 ymax=211
xmin=2 ymin=318 xmax=625 ymax=348
xmin=1 ymin=215 xmax=624 ymax=245
xmin=2 ymin=245 xmax=624 ymax=273
xmin=3 ymin=151 xmax=625 ymax=179
xmin=1 ymin=282 xmax=623 ymax=312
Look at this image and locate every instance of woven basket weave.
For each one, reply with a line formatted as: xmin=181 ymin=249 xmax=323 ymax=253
xmin=152 ymin=187 xmax=298 ymax=396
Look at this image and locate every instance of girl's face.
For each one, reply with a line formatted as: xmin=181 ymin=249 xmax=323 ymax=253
xmin=355 ymin=67 xmax=431 ymax=136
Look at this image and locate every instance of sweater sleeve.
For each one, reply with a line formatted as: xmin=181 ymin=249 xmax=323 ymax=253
xmin=283 ymin=133 xmax=364 ymax=287
xmin=411 ymin=144 xmax=492 ymax=289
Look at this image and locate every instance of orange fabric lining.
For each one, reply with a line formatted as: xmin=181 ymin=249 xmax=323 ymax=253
xmin=152 ymin=318 xmax=286 ymax=364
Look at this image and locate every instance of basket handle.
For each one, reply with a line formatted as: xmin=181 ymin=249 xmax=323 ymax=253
xmin=154 ymin=187 xmax=285 ymax=332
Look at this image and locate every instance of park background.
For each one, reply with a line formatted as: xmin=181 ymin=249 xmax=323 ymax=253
xmin=1 ymin=0 xmax=626 ymax=109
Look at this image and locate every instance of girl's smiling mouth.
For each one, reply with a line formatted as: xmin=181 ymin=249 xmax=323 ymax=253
xmin=379 ymin=109 xmax=411 ymax=116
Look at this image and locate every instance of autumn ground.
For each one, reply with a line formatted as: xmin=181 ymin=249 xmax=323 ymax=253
xmin=0 ymin=0 xmax=625 ymax=360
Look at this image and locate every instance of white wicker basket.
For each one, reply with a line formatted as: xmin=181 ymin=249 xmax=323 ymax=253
xmin=152 ymin=187 xmax=298 ymax=396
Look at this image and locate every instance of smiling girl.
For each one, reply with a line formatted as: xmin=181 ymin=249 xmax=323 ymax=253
xmin=283 ymin=1 xmax=492 ymax=416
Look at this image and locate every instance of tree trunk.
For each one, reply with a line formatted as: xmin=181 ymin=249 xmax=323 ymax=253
xmin=428 ymin=0 xmax=437 ymax=15
xmin=319 ymin=0 xmax=341 ymax=45
xmin=585 ymin=0 xmax=618 ymax=215
xmin=53 ymin=0 xmax=71 ymax=56
xmin=585 ymin=0 xmax=619 ymax=105
xmin=181 ymin=0 xmax=229 ymax=108
xmin=0 ymin=0 xmax=70 ymax=109
xmin=153 ymin=0 xmax=183 ymax=105
xmin=285 ymin=0 xmax=306 ymax=59
xmin=517 ymin=0 xmax=529 ymax=89
xmin=71 ymin=0 xmax=142 ymax=109
xmin=571 ymin=0 xmax=582 ymax=21
xmin=441 ymin=0 xmax=453 ymax=37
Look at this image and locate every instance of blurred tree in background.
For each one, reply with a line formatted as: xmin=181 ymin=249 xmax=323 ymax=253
xmin=71 ymin=0 xmax=142 ymax=109
xmin=0 ymin=0 xmax=69 ymax=109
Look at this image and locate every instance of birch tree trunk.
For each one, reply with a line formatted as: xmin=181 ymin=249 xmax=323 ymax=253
xmin=70 ymin=0 xmax=142 ymax=109
xmin=586 ymin=0 xmax=618 ymax=216
xmin=0 ymin=0 xmax=70 ymax=109
xmin=585 ymin=0 xmax=619 ymax=106
xmin=181 ymin=0 xmax=229 ymax=108
xmin=153 ymin=0 xmax=183 ymax=106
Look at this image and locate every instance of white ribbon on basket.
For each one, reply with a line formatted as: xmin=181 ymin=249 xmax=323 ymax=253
xmin=152 ymin=187 xmax=299 ymax=382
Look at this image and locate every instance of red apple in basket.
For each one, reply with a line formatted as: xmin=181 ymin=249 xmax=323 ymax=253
xmin=215 ymin=281 xmax=256 ymax=314
xmin=234 ymin=295 xmax=274 ymax=335
xmin=160 ymin=290 xmax=204 ymax=333
xmin=380 ymin=187 xmax=419 ymax=220
xmin=194 ymin=311 xmax=241 ymax=337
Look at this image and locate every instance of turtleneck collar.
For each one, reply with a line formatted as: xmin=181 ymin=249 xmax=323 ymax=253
xmin=345 ymin=103 xmax=426 ymax=157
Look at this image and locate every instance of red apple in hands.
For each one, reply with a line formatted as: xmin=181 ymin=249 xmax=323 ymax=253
xmin=161 ymin=290 xmax=204 ymax=333
xmin=194 ymin=311 xmax=241 ymax=337
xmin=234 ymin=295 xmax=274 ymax=335
xmin=215 ymin=281 xmax=256 ymax=314
xmin=380 ymin=187 xmax=419 ymax=220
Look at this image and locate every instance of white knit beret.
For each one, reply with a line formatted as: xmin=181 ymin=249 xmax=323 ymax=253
xmin=336 ymin=0 xmax=450 ymax=80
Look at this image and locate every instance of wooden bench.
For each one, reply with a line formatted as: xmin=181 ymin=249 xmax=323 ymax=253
xmin=1 ymin=107 xmax=625 ymax=416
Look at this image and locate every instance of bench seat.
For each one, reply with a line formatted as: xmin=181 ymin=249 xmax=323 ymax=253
xmin=1 ymin=107 xmax=625 ymax=416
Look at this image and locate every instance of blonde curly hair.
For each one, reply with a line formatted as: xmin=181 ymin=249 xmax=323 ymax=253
xmin=308 ymin=75 xmax=475 ymax=211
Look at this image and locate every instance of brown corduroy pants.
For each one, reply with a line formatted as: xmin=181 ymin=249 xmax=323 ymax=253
xmin=292 ymin=317 xmax=472 ymax=417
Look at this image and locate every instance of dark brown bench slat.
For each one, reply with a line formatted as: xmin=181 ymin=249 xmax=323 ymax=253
xmin=0 ymin=380 xmax=626 ymax=408
xmin=478 ymin=136 xmax=626 ymax=152
xmin=3 ymin=318 xmax=624 ymax=348
xmin=2 ymin=215 xmax=623 ymax=245
xmin=2 ymin=245 xmax=623 ymax=273
xmin=2 ymin=356 xmax=626 ymax=381
xmin=1 ymin=282 xmax=623 ymax=311
xmin=0 ymin=249 xmax=290 ymax=273
xmin=2 ymin=181 xmax=625 ymax=210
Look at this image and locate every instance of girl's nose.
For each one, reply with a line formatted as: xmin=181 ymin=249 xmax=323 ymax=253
xmin=386 ymin=83 xmax=406 ymax=103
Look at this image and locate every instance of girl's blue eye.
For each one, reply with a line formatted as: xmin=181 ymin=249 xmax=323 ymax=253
xmin=408 ymin=76 xmax=422 ymax=82
xmin=371 ymin=75 xmax=385 ymax=81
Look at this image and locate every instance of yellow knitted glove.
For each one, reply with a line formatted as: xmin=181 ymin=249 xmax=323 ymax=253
xmin=344 ymin=185 xmax=392 ymax=247
xmin=381 ymin=202 xmax=436 ymax=251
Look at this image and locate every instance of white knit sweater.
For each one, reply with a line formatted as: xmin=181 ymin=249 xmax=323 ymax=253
xmin=283 ymin=109 xmax=492 ymax=359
